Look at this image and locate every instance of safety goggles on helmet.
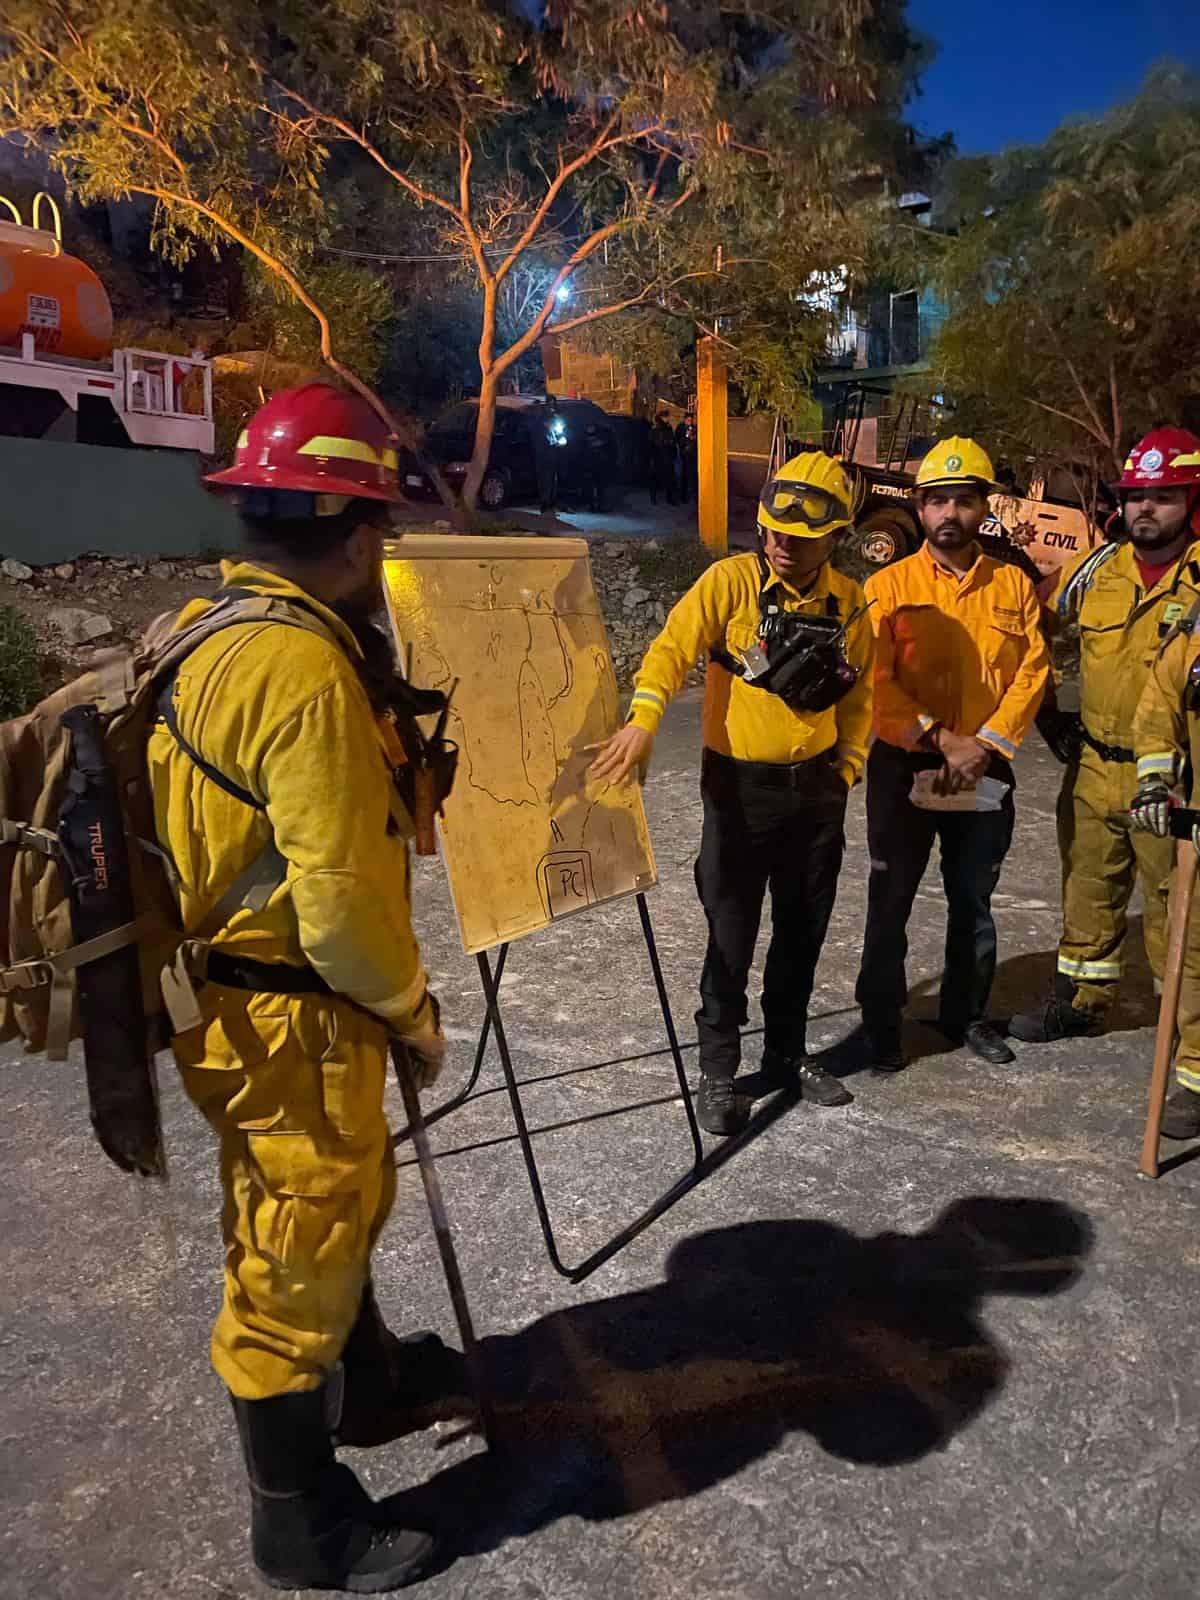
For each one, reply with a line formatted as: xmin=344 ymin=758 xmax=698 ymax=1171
xmin=759 ymin=476 xmax=848 ymax=531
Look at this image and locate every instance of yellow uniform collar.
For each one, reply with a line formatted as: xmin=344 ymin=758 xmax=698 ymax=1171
xmin=760 ymin=559 xmax=836 ymax=606
xmin=218 ymin=559 xmax=365 ymax=660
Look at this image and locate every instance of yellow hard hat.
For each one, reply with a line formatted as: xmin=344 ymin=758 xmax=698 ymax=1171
xmin=759 ymin=450 xmax=855 ymax=539
xmin=915 ymin=436 xmax=998 ymax=491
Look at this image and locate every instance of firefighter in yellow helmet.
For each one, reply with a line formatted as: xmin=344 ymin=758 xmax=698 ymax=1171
xmin=590 ymin=450 xmax=875 ymax=1135
xmin=150 ymin=385 xmax=466 ymax=1591
xmin=1012 ymin=428 xmax=1200 ymax=1058
xmin=857 ymin=437 xmax=1050 ymax=1070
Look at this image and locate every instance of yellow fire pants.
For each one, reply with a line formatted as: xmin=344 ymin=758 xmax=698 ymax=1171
xmin=1057 ymin=751 xmax=1200 ymax=1090
xmin=174 ymin=987 xmax=396 ymax=1400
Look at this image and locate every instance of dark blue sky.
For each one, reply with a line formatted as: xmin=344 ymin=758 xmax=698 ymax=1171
xmin=906 ymin=0 xmax=1200 ymax=154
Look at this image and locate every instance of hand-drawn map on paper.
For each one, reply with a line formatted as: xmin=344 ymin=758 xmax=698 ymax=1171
xmin=382 ymin=535 xmax=658 ymax=954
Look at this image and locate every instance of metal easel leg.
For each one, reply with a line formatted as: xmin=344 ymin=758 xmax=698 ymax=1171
xmin=395 ymin=944 xmax=510 ymax=1142
xmin=477 ymin=895 xmax=715 ymax=1283
xmin=636 ymin=891 xmax=704 ymax=1164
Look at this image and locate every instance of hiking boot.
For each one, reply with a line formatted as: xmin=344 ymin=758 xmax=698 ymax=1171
xmin=232 ymin=1387 xmax=434 ymax=1593
xmin=933 ymin=1019 xmax=1016 ymax=1065
xmin=1161 ymin=1086 xmax=1200 ymax=1141
xmin=332 ymin=1283 xmax=473 ymax=1448
xmin=761 ymin=1046 xmax=853 ymax=1106
xmin=696 ymin=1072 xmax=752 ymax=1136
xmin=863 ymin=1016 xmax=907 ymax=1073
xmin=1009 ymin=996 xmax=1102 ymax=1044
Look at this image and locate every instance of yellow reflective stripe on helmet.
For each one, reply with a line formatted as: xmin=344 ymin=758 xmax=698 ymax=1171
xmin=1174 ymin=450 xmax=1200 ymax=469
xmin=236 ymin=429 xmax=249 ymax=449
xmin=1057 ymin=955 xmax=1122 ymax=981
xmin=297 ymin=435 xmax=396 ymax=469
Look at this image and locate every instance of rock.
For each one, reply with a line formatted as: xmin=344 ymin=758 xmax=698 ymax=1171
xmin=606 ymin=542 xmax=629 ymax=558
xmin=623 ymin=587 xmax=651 ymax=608
xmin=111 ymin=558 xmax=135 ymax=569
xmin=131 ymin=568 xmax=146 ymax=578
xmin=643 ymin=539 xmax=661 ymax=552
xmin=149 ymin=562 xmax=174 ymax=580
xmin=432 ymin=520 xmax=452 ymax=530
xmin=194 ymin=563 xmax=223 ymax=580
xmin=53 ymin=563 xmax=75 ymax=580
xmin=1 ymin=558 xmax=33 ymax=581
xmin=48 ymin=607 xmax=113 ymax=645
xmin=653 ymin=602 xmax=667 ymax=623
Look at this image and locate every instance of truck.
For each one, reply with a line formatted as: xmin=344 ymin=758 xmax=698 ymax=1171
xmin=808 ymin=384 xmax=1109 ymax=590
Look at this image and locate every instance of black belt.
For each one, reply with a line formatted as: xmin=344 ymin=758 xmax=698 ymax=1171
xmin=205 ymin=950 xmax=332 ymax=996
xmin=703 ymin=747 xmax=836 ymax=790
xmin=1081 ymin=727 xmax=1135 ymax=764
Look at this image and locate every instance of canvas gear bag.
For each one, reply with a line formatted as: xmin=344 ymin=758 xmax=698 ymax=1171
xmin=0 ymin=593 xmax=342 ymax=1178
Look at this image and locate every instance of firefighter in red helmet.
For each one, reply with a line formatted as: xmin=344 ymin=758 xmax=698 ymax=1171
xmin=150 ymin=385 xmax=465 ymax=1590
xmin=1013 ymin=428 xmax=1200 ymax=1064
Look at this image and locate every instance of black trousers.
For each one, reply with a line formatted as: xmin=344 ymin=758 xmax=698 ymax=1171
xmin=855 ymin=741 xmax=1016 ymax=1030
xmin=694 ymin=749 xmax=848 ymax=1079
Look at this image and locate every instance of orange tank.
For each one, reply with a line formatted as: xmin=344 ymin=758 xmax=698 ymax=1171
xmin=0 ymin=220 xmax=113 ymax=363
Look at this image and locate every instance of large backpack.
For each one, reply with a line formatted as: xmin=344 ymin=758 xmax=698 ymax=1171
xmin=0 ymin=593 xmax=340 ymax=1178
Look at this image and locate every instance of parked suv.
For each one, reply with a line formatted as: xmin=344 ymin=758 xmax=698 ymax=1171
xmin=402 ymin=395 xmax=617 ymax=510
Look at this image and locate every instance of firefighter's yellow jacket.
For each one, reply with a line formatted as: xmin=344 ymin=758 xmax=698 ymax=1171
xmin=1134 ymin=605 xmax=1200 ymax=791
xmin=1047 ymin=539 xmax=1200 ymax=750
xmin=626 ymin=551 xmax=874 ymax=780
xmin=147 ymin=560 xmax=436 ymax=1040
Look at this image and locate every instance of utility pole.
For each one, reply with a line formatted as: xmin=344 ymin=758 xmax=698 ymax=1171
xmin=696 ymin=335 xmax=728 ymax=554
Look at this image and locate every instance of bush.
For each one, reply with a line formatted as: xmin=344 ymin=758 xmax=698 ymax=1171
xmin=0 ymin=606 xmax=42 ymax=719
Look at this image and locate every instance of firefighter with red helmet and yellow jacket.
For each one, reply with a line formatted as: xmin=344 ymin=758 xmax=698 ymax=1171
xmin=150 ymin=384 xmax=465 ymax=1592
xmin=1012 ymin=428 xmax=1200 ymax=1054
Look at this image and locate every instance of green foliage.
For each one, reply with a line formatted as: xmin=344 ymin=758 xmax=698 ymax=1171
xmin=240 ymin=259 xmax=393 ymax=384
xmin=927 ymin=65 xmax=1200 ymax=493
xmin=0 ymin=606 xmax=42 ymax=720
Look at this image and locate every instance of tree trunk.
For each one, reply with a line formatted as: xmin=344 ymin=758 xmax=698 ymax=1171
xmin=462 ymin=369 xmax=498 ymax=516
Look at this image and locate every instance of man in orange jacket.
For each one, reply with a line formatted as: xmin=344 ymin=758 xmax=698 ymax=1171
xmin=856 ymin=438 xmax=1049 ymax=1070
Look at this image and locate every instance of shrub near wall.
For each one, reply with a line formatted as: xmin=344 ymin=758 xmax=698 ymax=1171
xmin=0 ymin=605 xmax=42 ymax=719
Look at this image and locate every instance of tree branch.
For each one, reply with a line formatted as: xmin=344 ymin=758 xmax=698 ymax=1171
xmin=269 ymin=79 xmax=461 ymax=222
xmin=494 ymin=113 xmax=665 ymax=286
xmin=1023 ymin=395 xmax=1111 ymax=448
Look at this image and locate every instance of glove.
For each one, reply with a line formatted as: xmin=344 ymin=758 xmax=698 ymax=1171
xmin=397 ymin=992 xmax=446 ymax=1090
xmin=1130 ymin=780 xmax=1172 ymax=837
xmin=1035 ymin=705 xmax=1083 ymax=765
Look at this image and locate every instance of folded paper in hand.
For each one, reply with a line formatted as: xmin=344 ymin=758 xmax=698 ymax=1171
xmin=909 ymin=770 xmax=1010 ymax=813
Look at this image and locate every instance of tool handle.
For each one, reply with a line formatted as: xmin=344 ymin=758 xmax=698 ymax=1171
xmin=411 ymin=765 xmax=439 ymax=856
xmin=391 ymin=1043 xmax=493 ymax=1442
xmin=1140 ymin=840 xmax=1199 ymax=1178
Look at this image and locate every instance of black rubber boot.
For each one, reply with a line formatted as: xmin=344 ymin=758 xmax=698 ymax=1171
xmin=232 ymin=1387 xmax=434 ymax=1593
xmin=1010 ymin=975 xmax=1103 ymax=1043
xmin=696 ymin=1072 xmax=751 ymax=1136
xmin=761 ymin=1047 xmax=853 ymax=1106
xmin=1161 ymin=1086 xmax=1200 ymax=1141
xmin=1008 ymin=993 xmax=1102 ymax=1044
xmin=332 ymin=1283 xmax=474 ymax=1448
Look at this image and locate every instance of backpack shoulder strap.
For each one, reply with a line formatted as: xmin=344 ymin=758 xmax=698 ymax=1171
xmin=151 ymin=592 xmax=346 ymax=810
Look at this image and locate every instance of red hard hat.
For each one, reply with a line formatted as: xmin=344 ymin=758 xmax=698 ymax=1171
xmin=206 ymin=383 xmax=402 ymax=502
xmin=1117 ymin=427 xmax=1200 ymax=489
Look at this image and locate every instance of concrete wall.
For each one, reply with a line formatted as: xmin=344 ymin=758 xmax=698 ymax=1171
xmin=0 ymin=437 xmax=238 ymax=566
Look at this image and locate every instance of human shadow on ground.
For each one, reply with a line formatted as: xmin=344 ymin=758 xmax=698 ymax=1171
xmin=377 ymin=1197 xmax=1092 ymax=1570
